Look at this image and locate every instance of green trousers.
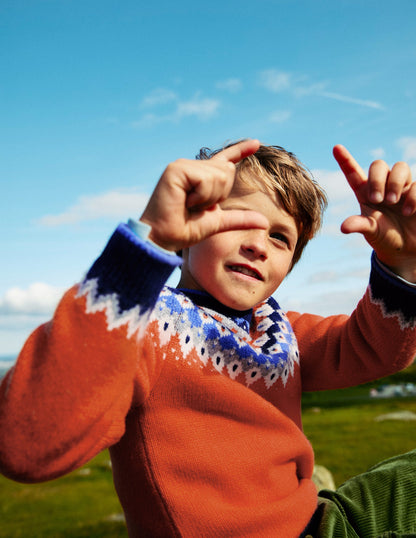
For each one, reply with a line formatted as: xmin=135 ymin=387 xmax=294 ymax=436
xmin=302 ymin=450 xmax=416 ymax=538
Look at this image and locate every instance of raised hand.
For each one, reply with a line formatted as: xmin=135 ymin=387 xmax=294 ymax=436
xmin=333 ymin=144 xmax=416 ymax=283
xmin=140 ymin=139 xmax=268 ymax=252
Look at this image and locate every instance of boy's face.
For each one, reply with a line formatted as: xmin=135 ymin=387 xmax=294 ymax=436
xmin=179 ymin=180 xmax=298 ymax=310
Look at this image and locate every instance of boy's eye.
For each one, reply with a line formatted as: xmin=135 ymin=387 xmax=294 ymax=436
xmin=270 ymin=232 xmax=290 ymax=246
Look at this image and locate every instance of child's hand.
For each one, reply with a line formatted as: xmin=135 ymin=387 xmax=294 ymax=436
xmin=140 ymin=139 xmax=269 ymax=252
xmin=333 ymin=144 xmax=416 ymax=283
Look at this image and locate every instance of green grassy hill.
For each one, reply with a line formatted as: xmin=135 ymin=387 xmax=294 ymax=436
xmin=302 ymin=360 xmax=416 ymax=408
xmin=301 ymin=360 xmax=416 ymax=487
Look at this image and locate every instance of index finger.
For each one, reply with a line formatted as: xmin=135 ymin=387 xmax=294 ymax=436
xmin=211 ymin=139 xmax=261 ymax=164
xmin=333 ymin=144 xmax=367 ymax=192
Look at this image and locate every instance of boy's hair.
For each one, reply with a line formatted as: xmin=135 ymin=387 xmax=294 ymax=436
xmin=197 ymin=143 xmax=328 ymax=268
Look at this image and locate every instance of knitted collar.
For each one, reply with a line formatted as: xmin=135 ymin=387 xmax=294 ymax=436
xmin=157 ymin=287 xmax=299 ymax=388
xmin=177 ymin=288 xmax=253 ymax=332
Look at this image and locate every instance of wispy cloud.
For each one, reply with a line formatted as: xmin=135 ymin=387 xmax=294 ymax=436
xmin=258 ymin=68 xmax=384 ymax=110
xmin=312 ymin=169 xmax=351 ymax=202
xmin=281 ymin=286 xmax=363 ymax=316
xmin=268 ymin=110 xmax=291 ymax=123
xmin=216 ymin=78 xmax=242 ymax=93
xmin=134 ymin=89 xmax=220 ymax=127
xmin=37 ymin=189 xmax=149 ymax=226
xmin=141 ymin=88 xmax=177 ymax=107
xmin=396 ymin=137 xmax=416 ymax=177
xmin=176 ymin=97 xmax=220 ymax=120
xmin=0 ymin=283 xmax=64 ymax=315
xmin=311 ymin=168 xmax=359 ymax=236
xmin=259 ymin=69 xmax=292 ymax=92
xmin=308 ymin=270 xmax=339 ymax=284
xmin=370 ymin=147 xmax=386 ymax=159
xmin=318 ymin=91 xmax=383 ymax=110
xmin=397 ymin=137 xmax=416 ymax=161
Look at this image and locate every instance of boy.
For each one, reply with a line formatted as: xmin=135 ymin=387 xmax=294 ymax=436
xmin=0 ymin=139 xmax=415 ymax=537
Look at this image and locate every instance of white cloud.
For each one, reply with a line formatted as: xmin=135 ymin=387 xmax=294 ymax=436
xmin=141 ymin=88 xmax=177 ymax=108
xmin=308 ymin=270 xmax=339 ymax=284
xmin=259 ymin=69 xmax=291 ymax=92
xmin=293 ymin=81 xmax=327 ymax=97
xmin=216 ymin=78 xmax=242 ymax=93
xmin=397 ymin=137 xmax=416 ymax=161
xmin=269 ymin=110 xmax=291 ymax=123
xmin=318 ymin=91 xmax=383 ymax=110
xmin=176 ymin=97 xmax=220 ymax=120
xmin=131 ymin=113 xmax=164 ymax=128
xmin=133 ymin=92 xmax=220 ymax=127
xmin=37 ymin=189 xmax=150 ymax=226
xmin=311 ymin=168 xmax=361 ymax=237
xmin=259 ymin=69 xmax=383 ymax=110
xmin=282 ymin=287 xmax=364 ymax=316
xmin=0 ymin=283 xmax=64 ymax=315
xmin=311 ymin=169 xmax=351 ymax=202
xmin=370 ymin=147 xmax=386 ymax=159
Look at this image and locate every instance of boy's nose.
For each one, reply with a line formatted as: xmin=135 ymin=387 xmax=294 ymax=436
xmin=241 ymin=230 xmax=268 ymax=260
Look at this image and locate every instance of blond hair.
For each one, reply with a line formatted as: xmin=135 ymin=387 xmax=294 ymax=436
xmin=198 ymin=143 xmax=327 ymax=268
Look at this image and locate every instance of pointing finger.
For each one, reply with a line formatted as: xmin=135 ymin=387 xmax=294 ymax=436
xmin=333 ymin=144 xmax=367 ymax=192
xmin=212 ymin=139 xmax=261 ymax=164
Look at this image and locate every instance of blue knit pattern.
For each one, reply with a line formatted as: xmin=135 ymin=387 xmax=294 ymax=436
xmin=153 ymin=288 xmax=299 ymax=388
xmin=370 ymin=253 xmax=416 ymax=329
xmin=85 ymin=224 xmax=182 ymax=315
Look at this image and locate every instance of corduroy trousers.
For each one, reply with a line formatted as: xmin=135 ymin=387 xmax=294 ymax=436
xmin=301 ymin=450 xmax=416 ymax=537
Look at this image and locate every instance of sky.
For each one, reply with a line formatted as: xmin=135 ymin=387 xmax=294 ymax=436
xmin=1 ymin=0 xmax=416 ymax=357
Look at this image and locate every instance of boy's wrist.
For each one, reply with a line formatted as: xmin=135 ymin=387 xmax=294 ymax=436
xmin=128 ymin=219 xmax=180 ymax=257
xmin=374 ymin=254 xmax=416 ymax=287
xmin=390 ymin=266 xmax=416 ymax=285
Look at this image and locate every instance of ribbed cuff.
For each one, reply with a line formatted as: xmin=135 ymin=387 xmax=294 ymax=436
xmin=370 ymin=252 xmax=416 ymax=327
xmin=86 ymin=223 xmax=182 ymax=314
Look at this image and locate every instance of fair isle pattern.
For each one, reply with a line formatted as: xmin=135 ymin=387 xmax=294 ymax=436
xmin=369 ymin=254 xmax=416 ymax=330
xmin=76 ymin=278 xmax=151 ymax=338
xmin=152 ymin=288 xmax=299 ymax=388
xmin=369 ymin=288 xmax=416 ymax=330
xmin=76 ymin=279 xmax=299 ymax=388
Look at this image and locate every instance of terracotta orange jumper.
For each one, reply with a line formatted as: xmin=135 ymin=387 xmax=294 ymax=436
xmin=1 ymin=223 xmax=415 ymax=537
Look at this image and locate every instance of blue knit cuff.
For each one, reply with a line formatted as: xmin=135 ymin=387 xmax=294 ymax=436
xmin=370 ymin=252 xmax=416 ymax=327
xmin=85 ymin=223 xmax=182 ymax=314
xmin=127 ymin=219 xmax=178 ymax=256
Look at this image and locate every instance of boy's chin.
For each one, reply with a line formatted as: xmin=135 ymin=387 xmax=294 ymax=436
xmin=215 ymin=294 xmax=265 ymax=312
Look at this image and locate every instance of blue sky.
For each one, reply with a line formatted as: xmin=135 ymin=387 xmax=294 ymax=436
xmin=1 ymin=0 xmax=416 ymax=356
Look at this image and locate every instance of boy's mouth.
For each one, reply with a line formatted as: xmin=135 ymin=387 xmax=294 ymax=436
xmin=227 ymin=264 xmax=263 ymax=281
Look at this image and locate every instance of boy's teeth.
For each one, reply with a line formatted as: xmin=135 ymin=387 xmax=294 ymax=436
xmin=230 ymin=266 xmax=259 ymax=279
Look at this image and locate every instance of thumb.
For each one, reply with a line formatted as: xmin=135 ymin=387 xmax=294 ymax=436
xmin=341 ymin=215 xmax=377 ymax=237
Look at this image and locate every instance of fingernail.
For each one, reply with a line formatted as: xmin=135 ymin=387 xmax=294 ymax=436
xmin=403 ymin=206 xmax=412 ymax=216
xmin=370 ymin=191 xmax=383 ymax=203
xmin=386 ymin=192 xmax=397 ymax=204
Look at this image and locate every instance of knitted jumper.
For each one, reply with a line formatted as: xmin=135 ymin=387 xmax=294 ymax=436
xmin=1 ymin=223 xmax=416 ymax=537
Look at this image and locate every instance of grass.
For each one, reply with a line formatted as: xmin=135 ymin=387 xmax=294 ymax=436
xmin=302 ymin=361 xmax=416 ymax=486
xmin=0 ymin=362 xmax=415 ymax=536
xmin=303 ymin=398 xmax=416 ymax=487
xmin=0 ymin=451 xmax=127 ymax=537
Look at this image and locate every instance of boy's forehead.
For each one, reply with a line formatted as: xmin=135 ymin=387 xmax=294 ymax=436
xmin=231 ymin=175 xmax=281 ymax=204
xmin=229 ymin=175 xmax=298 ymax=233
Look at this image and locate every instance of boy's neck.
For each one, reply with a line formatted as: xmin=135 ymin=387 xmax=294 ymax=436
xmin=176 ymin=287 xmax=253 ymax=331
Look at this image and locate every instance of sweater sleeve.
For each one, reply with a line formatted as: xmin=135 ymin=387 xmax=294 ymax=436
xmin=288 ymin=253 xmax=416 ymax=392
xmin=0 ymin=223 xmax=182 ymax=483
